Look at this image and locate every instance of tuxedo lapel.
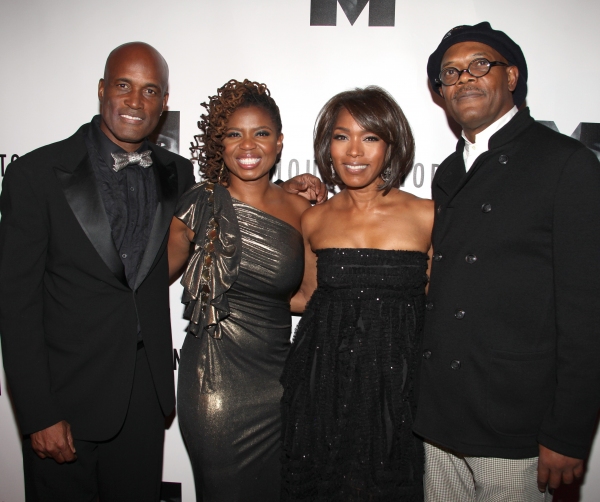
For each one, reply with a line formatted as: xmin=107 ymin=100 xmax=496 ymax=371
xmin=54 ymin=153 xmax=127 ymax=286
xmin=134 ymin=148 xmax=178 ymax=290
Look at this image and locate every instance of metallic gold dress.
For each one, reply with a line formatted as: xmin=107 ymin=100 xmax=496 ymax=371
xmin=176 ymin=182 xmax=304 ymax=501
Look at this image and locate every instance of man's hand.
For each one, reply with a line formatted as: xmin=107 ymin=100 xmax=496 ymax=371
xmin=30 ymin=420 xmax=77 ymax=463
xmin=537 ymin=444 xmax=584 ymax=492
xmin=280 ymin=174 xmax=328 ymax=204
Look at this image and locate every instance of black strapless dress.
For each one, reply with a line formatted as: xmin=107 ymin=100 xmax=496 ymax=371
xmin=281 ymin=248 xmax=428 ymax=501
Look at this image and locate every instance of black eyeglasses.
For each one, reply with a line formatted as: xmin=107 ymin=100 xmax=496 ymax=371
xmin=436 ymin=58 xmax=510 ymax=87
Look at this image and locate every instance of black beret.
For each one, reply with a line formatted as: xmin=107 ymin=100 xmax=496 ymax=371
xmin=427 ymin=22 xmax=528 ymax=106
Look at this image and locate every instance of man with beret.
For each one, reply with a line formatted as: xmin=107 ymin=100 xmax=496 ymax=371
xmin=414 ymin=22 xmax=600 ymax=500
xmin=0 ymin=42 xmax=325 ymax=501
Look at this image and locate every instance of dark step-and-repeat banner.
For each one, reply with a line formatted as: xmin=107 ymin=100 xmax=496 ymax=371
xmin=1 ymin=1 xmax=599 ymax=500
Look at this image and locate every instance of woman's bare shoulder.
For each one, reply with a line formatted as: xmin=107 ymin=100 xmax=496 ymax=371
xmin=386 ymin=190 xmax=434 ymax=227
xmin=300 ymin=196 xmax=337 ymax=231
xmin=391 ymin=189 xmax=434 ymax=211
xmin=408 ymin=193 xmax=435 ymax=214
xmin=301 ymin=200 xmax=325 ymax=222
xmin=405 ymin=193 xmax=434 ymax=231
xmin=276 ymin=184 xmax=312 ymax=212
xmin=282 ymin=192 xmax=311 ymax=221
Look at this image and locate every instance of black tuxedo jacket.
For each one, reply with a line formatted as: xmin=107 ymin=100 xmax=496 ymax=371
xmin=0 ymin=122 xmax=194 ymax=440
xmin=414 ymin=108 xmax=600 ymax=460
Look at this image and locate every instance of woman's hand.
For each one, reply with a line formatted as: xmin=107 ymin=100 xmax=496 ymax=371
xmin=280 ymin=174 xmax=328 ymax=204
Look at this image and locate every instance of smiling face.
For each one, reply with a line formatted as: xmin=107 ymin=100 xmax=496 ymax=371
xmin=330 ymin=107 xmax=388 ymax=190
xmin=222 ymin=105 xmax=283 ymax=184
xmin=98 ymin=43 xmax=169 ymax=152
xmin=439 ymin=41 xmax=518 ymax=142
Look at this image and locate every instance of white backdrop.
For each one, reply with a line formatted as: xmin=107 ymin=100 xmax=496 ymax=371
xmin=1 ymin=0 xmax=599 ymax=500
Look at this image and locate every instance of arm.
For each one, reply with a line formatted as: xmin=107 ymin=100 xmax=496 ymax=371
xmin=536 ymin=146 xmax=600 ymax=489
xmin=0 ymin=162 xmax=75 ymax=461
xmin=291 ymin=211 xmax=318 ymax=314
xmin=168 ymin=216 xmax=194 ymax=283
xmin=280 ymin=173 xmax=328 ymax=204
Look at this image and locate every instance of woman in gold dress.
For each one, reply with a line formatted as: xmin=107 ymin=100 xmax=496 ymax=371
xmin=168 ymin=79 xmax=312 ymax=501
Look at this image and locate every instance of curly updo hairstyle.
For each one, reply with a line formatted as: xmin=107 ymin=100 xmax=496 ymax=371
xmin=190 ymin=79 xmax=283 ymax=185
xmin=314 ymin=86 xmax=415 ymax=194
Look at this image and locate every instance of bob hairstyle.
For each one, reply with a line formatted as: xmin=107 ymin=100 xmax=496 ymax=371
xmin=190 ymin=79 xmax=283 ymax=185
xmin=314 ymin=86 xmax=414 ymax=194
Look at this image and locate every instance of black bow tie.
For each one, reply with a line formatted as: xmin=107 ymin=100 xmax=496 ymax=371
xmin=111 ymin=150 xmax=153 ymax=172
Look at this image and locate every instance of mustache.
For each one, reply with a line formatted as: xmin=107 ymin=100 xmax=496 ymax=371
xmin=453 ymin=86 xmax=487 ymax=100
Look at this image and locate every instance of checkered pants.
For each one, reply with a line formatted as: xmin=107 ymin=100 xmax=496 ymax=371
xmin=424 ymin=441 xmax=553 ymax=502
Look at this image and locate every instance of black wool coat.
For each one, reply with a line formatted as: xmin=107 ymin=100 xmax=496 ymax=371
xmin=0 ymin=122 xmax=195 ymax=440
xmin=413 ymin=108 xmax=600 ymax=460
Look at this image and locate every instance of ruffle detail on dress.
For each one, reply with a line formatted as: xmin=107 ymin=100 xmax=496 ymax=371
xmin=176 ymin=181 xmax=242 ymax=392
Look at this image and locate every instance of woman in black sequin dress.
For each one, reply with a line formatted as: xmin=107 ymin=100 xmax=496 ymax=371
xmin=282 ymin=87 xmax=434 ymax=501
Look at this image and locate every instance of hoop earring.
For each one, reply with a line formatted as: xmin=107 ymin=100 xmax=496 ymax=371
xmin=381 ymin=166 xmax=392 ymax=182
xmin=217 ymin=162 xmax=226 ymax=184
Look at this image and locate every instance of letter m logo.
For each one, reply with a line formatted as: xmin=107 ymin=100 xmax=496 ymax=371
xmin=310 ymin=0 xmax=395 ymax=26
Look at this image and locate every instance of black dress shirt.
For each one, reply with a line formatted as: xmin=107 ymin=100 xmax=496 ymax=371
xmin=85 ymin=115 xmax=158 ymax=289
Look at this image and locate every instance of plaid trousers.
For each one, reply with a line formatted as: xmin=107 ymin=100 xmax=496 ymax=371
xmin=424 ymin=441 xmax=553 ymax=502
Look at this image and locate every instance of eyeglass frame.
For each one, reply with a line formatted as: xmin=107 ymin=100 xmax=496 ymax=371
xmin=435 ymin=58 xmax=511 ymax=87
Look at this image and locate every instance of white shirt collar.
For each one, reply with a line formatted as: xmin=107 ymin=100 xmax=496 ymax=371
xmin=462 ymin=106 xmax=518 ymax=171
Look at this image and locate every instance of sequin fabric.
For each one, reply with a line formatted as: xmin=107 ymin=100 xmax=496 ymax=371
xmin=177 ymin=193 xmax=304 ymax=502
xmin=281 ymin=248 xmax=428 ymax=501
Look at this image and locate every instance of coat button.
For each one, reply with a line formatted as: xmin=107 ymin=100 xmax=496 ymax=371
xmin=433 ymin=252 xmax=443 ymax=262
xmin=455 ymin=309 xmax=466 ymax=320
xmin=450 ymin=360 xmax=461 ymax=370
xmin=423 ymin=350 xmax=432 ymax=359
xmin=437 ymin=205 xmax=442 ymax=214
xmin=481 ymin=203 xmax=492 ymax=213
xmin=465 ymin=254 xmax=477 ymax=264
xmin=498 ymin=154 xmax=508 ymax=164
xmin=426 ymin=302 xmax=434 ymax=311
